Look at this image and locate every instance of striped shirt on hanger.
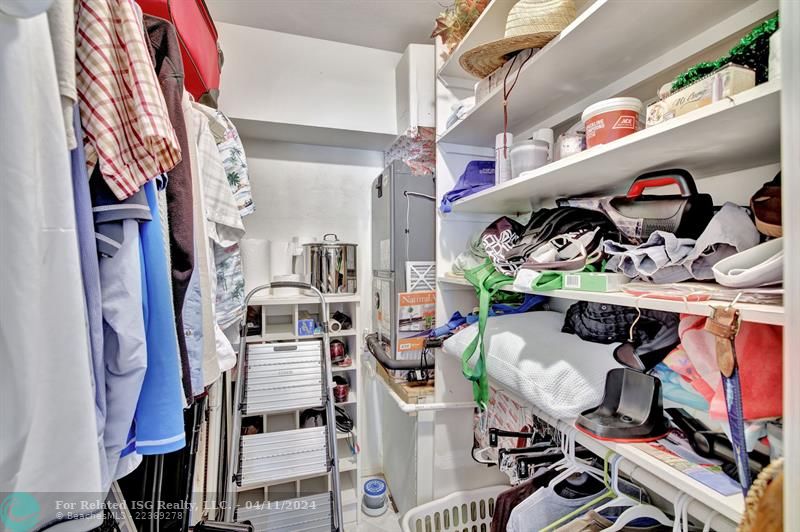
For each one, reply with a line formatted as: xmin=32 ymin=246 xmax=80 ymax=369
xmin=75 ymin=0 xmax=181 ymax=200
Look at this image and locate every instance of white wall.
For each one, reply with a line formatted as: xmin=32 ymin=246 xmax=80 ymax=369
xmin=216 ymin=22 xmax=442 ymax=504
xmin=239 ymin=138 xmax=385 ymax=474
xmin=217 ymin=23 xmax=400 ymax=135
xmin=239 ymin=137 xmax=379 ymax=336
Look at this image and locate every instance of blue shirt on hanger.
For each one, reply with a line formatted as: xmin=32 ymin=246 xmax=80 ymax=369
xmin=128 ymin=179 xmax=187 ymax=457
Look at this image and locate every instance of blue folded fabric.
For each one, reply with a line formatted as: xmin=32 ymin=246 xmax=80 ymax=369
xmin=430 ymin=294 xmax=547 ymax=337
xmin=440 ymin=160 xmax=495 ymax=213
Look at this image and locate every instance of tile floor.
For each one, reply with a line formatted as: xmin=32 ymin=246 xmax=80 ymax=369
xmin=356 ymin=508 xmax=403 ymax=532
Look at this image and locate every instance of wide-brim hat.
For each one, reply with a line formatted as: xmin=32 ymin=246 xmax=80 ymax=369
xmin=460 ymin=0 xmax=577 ymax=79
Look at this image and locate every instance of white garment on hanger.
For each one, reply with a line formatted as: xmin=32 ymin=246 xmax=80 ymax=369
xmin=0 ymin=5 xmax=102 ymax=528
xmin=184 ymin=93 xmax=238 ymax=384
xmin=46 ymin=0 xmax=77 ymax=149
xmin=192 ymin=104 xmax=238 ymax=374
xmin=183 ymin=91 xmax=221 ymax=389
xmin=0 ymin=0 xmax=53 ymax=18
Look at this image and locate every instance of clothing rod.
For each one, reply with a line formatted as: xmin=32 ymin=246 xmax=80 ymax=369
xmin=547 ymin=416 xmax=738 ymax=531
xmin=491 ymin=384 xmax=741 ymax=530
xmin=615 ymin=457 xmax=737 ymax=532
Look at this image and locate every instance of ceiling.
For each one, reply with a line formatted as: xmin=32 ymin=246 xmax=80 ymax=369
xmin=206 ymin=0 xmax=444 ymax=53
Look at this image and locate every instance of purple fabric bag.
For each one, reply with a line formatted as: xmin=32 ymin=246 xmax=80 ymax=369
xmin=440 ymin=160 xmax=495 ymax=213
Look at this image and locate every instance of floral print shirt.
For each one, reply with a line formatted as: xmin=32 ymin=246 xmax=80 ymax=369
xmin=194 ymin=105 xmax=254 ymax=329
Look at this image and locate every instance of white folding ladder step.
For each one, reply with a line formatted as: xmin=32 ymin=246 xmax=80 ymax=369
xmin=225 ymin=285 xmax=343 ymax=531
xmin=236 ymin=493 xmax=333 ymax=532
xmin=242 ymin=341 xmax=325 ymax=415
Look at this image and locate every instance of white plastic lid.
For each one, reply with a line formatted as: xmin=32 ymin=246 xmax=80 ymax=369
xmin=496 ymin=132 xmax=513 ymax=149
xmin=510 ymin=139 xmax=548 ymax=152
xmin=364 ymin=478 xmax=387 ymax=497
xmin=582 ymin=97 xmax=643 ymax=123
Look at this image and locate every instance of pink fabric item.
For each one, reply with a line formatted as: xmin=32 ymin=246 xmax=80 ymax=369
xmin=663 ymin=345 xmax=716 ymax=403
xmin=675 ymin=314 xmax=782 ymax=421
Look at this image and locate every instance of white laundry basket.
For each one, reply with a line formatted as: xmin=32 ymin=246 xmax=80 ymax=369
xmin=401 ymin=485 xmax=508 ymax=532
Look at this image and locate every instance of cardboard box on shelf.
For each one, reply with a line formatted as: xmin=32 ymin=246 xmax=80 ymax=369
xmin=398 ymin=290 xmax=436 ymax=332
xmin=646 ymin=64 xmax=756 ymax=127
xmin=562 ymin=272 xmax=631 ymax=292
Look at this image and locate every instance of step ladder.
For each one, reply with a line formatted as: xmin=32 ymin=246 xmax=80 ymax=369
xmin=223 ymin=282 xmax=344 ymax=531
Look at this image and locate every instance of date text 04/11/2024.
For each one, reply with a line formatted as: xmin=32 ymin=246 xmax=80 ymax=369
xmin=241 ymin=500 xmax=318 ymax=511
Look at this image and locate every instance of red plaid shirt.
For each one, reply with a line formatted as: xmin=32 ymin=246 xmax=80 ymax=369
xmin=76 ymin=0 xmax=181 ymax=200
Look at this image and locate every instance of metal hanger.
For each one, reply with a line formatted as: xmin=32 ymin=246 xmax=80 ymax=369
xmin=471 ymin=444 xmax=496 ymax=465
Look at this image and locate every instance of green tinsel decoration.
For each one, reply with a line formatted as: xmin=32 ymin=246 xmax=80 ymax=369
xmin=671 ymin=14 xmax=779 ymax=92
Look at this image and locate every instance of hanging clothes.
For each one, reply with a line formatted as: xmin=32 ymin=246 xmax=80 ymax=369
xmin=183 ymin=91 xmax=214 ymax=394
xmin=192 ymin=102 xmax=245 ymax=248
xmin=183 ymin=91 xmax=241 ymax=389
xmin=191 ymin=102 xmax=243 ymax=375
xmin=75 ymin=0 xmax=181 ymax=200
xmin=507 ymin=477 xmax=644 ymax=532
xmin=117 ymin=180 xmax=186 ymax=470
xmin=492 ymin=468 xmax=559 ymax=532
xmin=214 ymin=244 xmax=246 ymax=329
xmin=195 ymin=103 xmax=254 ymax=330
xmin=194 ymin=104 xmax=255 ymax=217
xmin=506 ymin=480 xmax=611 ymax=532
xmin=0 ymin=0 xmax=102 ymax=518
xmin=554 ymin=507 xmax=671 ymax=532
xmin=90 ymin=171 xmax=151 ymax=480
xmin=71 ymin=107 xmax=110 ymax=487
xmin=144 ymin=13 xmax=196 ymax=399
xmin=47 ymin=0 xmax=77 ymax=149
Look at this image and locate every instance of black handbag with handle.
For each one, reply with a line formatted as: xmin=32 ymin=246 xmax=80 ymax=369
xmin=558 ymin=169 xmax=714 ymax=244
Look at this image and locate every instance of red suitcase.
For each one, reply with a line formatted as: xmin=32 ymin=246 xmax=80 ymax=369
xmin=136 ymin=0 xmax=221 ymax=101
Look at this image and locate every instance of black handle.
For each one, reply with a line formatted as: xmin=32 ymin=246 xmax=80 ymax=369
xmin=489 ymin=428 xmax=534 ymax=447
xmin=497 ymin=442 xmax=553 ymax=461
xmin=514 ymin=450 xmax=564 ymax=479
xmin=627 ymin=169 xmax=698 ymax=198
xmin=271 ymin=281 xmax=312 ymax=290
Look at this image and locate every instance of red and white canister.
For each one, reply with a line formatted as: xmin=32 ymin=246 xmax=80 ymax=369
xmin=582 ymin=97 xmax=643 ymax=148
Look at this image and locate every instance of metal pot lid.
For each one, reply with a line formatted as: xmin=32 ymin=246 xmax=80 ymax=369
xmin=302 ymin=233 xmax=358 ymax=247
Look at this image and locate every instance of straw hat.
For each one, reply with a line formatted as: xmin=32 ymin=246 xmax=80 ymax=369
xmin=460 ymin=0 xmax=577 ymax=78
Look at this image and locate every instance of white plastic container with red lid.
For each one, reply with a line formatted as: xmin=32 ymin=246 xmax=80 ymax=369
xmin=582 ymin=97 xmax=643 ymax=148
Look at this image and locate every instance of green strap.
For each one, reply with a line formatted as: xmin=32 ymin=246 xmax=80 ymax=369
xmin=460 ymin=260 xmax=598 ymax=407
xmin=531 ymin=271 xmax=563 ymax=291
xmin=521 ymin=263 xmax=600 ymax=292
xmin=462 ymin=260 xmax=514 ymax=409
